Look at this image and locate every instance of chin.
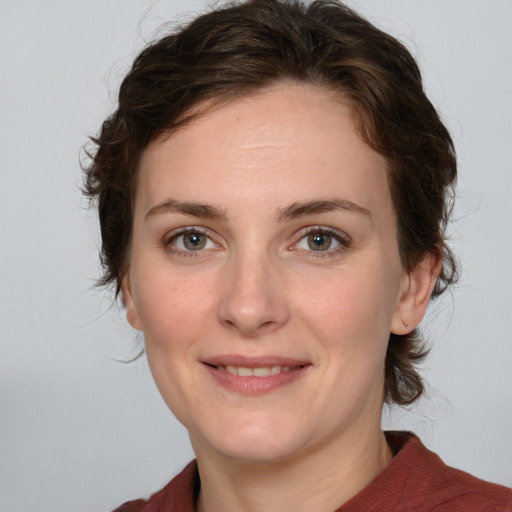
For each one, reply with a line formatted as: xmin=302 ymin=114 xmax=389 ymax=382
xmin=191 ymin=415 xmax=311 ymax=464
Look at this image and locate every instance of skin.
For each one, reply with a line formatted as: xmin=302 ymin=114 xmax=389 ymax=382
xmin=123 ymin=83 xmax=440 ymax=512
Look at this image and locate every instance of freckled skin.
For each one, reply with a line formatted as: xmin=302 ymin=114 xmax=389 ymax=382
xmin=123 ymin=83 xmax=438 ymax=510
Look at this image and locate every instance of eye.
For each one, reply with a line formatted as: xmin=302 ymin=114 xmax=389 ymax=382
xmin=293 ymin=228 xmax=349 ymax=255
xmin=166 ymin=228 xmax=218 ymax=254
xmin=306 ymin=232 xmax=333 ymax=251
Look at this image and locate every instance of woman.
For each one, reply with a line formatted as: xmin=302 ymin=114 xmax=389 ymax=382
xmin=84 ymin=0 xmax=512 ymax=510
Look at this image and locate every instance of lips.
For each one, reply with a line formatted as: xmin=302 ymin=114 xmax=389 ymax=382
xmin=203 ymin=354 xmax=309 ymax=368
xmin=219 ymin=365 xmax=297 ymax=377
xmin=202 ymin=355 xmax=311 ymax=394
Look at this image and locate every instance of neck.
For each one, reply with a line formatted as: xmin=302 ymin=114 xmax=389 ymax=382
xmin=194 ymin=426 xmax=393 ymax=512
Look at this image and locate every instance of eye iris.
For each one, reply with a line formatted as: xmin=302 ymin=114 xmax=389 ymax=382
xmin=183 ymin=232 xmax=206 ymax=250
xmin=307 ymin=232 xmax=332 ymax=251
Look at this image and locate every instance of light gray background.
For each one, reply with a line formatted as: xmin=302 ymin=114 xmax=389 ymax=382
xmin=1 ymin=1 xmax=511 ymax=511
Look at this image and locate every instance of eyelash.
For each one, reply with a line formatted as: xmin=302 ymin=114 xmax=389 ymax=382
xmin=164 ymin=227 xmax=218 ymax=258
xmin=291 ymin=227 xmax=350 ymax=258
xmin=163 ymin=226 xmax=350 ymax=258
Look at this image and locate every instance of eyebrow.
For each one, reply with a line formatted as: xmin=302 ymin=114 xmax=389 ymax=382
xmin=145 ymin=199 xmax=228 ymax=221
xmin=276 ymin=199 xmax=372 ymax=222
xmin=144 ymin=197 xmax=371 ymax=223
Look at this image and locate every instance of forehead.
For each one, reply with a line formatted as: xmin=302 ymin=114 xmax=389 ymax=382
xmin=136 ymin=83 xmax=391 ymax=218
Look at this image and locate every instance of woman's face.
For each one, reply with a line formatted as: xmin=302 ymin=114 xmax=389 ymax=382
xmin=124 ymin=83 xmax=415 ymax=464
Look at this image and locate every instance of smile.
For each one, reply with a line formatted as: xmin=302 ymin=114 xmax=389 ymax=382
xmin=202 ymin=358 xmax=310 ymax=395
xmin=215 ymin=365 xmax=299 ymax=377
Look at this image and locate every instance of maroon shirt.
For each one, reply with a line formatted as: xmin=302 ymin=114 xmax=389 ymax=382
xmin=113 ymin=432 xmax=512 ymax=511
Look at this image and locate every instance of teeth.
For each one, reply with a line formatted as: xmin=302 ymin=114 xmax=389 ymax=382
xmin=253 ymin=367 xmax=271 ymax=377
xmin=226 ymin=365 xmax=238 ymax=375
xmin=221 ymin=365 xmax=297 ymax=377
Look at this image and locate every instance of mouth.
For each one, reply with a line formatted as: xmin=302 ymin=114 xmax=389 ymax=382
xmin=211 ymin=364 xmax=303 ymax=377
xmin=202 ymin=356 xmax=311 ymax=394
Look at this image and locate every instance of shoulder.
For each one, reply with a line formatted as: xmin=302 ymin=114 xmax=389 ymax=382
xmin=389 ymin=432 xmax=512 ymax=511
xmin=419 ymin=452 xmax=512 ymax=511
xmin=111 ymin=461 xmax=198 ymax=512
xmin=339 ymin=432 xmax=512 ymax=512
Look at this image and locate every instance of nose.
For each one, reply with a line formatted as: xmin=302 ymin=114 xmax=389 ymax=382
xmin=217 ymin=251 xmax=290 ymax=337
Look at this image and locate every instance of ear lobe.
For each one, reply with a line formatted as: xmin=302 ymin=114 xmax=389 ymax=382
xmin=122 ymin=277 xmax=142 ymax=331
xmin=391 ymin=251 xmax=443 ymax=335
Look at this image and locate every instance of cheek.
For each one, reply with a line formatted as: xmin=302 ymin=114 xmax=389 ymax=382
xmin=297 ymin=267 xmax=397 ymax=341
xmin=133 ymin=273 xmax=216 ymax=419
xmin=294 ymin=264 xmax=400 ymax=400
xmin=134 ymin=271 xmax=216 ymax=354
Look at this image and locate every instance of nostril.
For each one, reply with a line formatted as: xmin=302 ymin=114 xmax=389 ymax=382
xmin=217 ymin=269 xmax=290 ymax=335
xmin=219 ymin=314 xmax=283 ymax=337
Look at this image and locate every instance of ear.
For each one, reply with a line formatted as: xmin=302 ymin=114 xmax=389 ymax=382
xmin=391 ymin=251 xmax=443 ymax=335
xmin=122 ymin=276 xmax=142 ymax=331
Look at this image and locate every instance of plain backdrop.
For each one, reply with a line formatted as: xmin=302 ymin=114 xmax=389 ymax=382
xmin=1 ymin=1 xmax=511 ymax=511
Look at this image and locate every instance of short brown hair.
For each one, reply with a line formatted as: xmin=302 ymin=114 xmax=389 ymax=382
xmin=83 ymin=0 xmax=458 ymax=405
